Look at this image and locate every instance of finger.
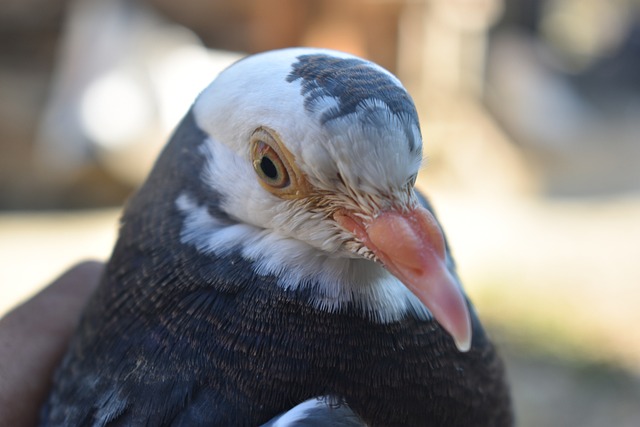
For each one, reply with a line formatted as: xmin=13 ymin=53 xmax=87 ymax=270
xmin=0 ymin=260 xmax=104 ymax=427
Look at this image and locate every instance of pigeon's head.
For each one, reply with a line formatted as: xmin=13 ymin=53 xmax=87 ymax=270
xmin=178 ymin=48 xmax=470 ymax=351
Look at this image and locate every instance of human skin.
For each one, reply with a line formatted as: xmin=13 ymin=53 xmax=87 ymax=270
xmin=0 ymin=261 xmax=103 ymax=427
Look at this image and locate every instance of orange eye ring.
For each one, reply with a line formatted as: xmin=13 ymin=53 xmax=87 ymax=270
xmin=252 ymin=140 xmax=290 ymax=188
xmin=251 ymin=128 xmax=291 ymax=189
xmin=249 ymin=127 xmax=312 ymax=199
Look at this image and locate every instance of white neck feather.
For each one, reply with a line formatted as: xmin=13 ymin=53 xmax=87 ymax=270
xmin=176 ymin=192 xmax=430 ymax=323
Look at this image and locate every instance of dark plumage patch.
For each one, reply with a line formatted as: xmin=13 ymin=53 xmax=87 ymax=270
xmin=286 ymin=54 xmax=419 ymax=130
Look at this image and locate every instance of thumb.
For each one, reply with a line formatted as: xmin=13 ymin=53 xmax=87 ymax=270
xmin=0 ymin=261 xmax=103 ymax=427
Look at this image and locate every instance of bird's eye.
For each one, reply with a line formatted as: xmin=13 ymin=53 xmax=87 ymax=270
xmin=250 ymin=127 xmax=298 ymax=192
xmin=249 ymin=126 xmax=311 ymax=199
xmin=252 ymin=140 xmax=290 ymax=188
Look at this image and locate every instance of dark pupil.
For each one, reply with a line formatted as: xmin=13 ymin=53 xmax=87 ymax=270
xmin=260 ymin=156 xmax=278 ymax=180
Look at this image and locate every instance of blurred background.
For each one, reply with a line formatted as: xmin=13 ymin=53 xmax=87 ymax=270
xmin=1 ymin=0 xmax=639 ymax=424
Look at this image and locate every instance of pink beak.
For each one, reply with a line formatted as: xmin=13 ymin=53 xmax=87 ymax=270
xmin=334 ymin=206 xmax=472 ymax=352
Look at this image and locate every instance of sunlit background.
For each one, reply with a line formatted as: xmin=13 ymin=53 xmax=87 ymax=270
xmin=1 ymin=0 xmax=639 ymax=425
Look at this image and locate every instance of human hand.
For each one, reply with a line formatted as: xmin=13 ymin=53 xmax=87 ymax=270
xmin=0 ymin=261 xmax=103 ymax=427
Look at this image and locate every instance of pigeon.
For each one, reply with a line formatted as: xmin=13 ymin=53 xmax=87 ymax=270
xmin=41 ymin=47 xmax=512 ymax=426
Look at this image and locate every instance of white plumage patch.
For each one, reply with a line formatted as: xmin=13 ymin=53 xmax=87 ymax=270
xmin=266 ymin=397 xmax=363 ymax=427
xmin=176 ymin=189 xmax=429 ymax=323
xmin=269 ymin=398 xmax=323 ymax=427
xmin=192 ymin=47 xmax=422 ymax=198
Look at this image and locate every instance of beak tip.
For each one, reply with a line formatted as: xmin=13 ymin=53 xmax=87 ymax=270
xmin=446 ymin=302 xmax=473 ymax=353
xmin=454 ymin=331 xmax=472 ymax=353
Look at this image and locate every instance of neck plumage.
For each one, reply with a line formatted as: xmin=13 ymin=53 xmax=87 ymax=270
xmin=173 ymin=189 xmax=431 ymax=324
